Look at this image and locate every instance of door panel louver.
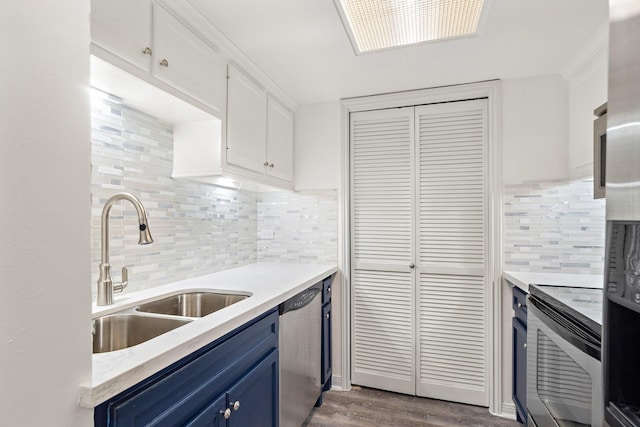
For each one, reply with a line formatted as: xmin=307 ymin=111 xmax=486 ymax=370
xmin=351 ymin=107 xmax=415 ymax=394
xmin=416 ymin=100 xmax=488 ymax=406
xmin=352 ymin=269 xmax=415 ymax=394
xmin=417 ymin=273 xmax=486 ymax=404
xmin=417 ymin=102 xmax=486 ymax=269
xmin=351 ymin=108 xmax=414 ymax=266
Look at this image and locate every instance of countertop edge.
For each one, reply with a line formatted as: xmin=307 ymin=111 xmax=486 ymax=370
xmin=79 ymin=262 xmax=337 ymax=408
xmin=504 ymin=270 xmax=604 ymax=293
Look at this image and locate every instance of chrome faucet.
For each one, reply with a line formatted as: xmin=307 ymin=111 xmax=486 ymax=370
xmin=96 ymin=192 xmax=154 ymax=306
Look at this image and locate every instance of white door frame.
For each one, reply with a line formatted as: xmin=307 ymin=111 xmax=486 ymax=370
xmin=338 ymin=80 xmax=504 ymax=414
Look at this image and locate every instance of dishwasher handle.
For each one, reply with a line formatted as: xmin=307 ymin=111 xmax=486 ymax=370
xmin=279 ymin=283 xmax=322 ymax=315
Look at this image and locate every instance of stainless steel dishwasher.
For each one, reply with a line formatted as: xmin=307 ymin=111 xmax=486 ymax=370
xmin=279 ymin=282 xmax=322 ymax=427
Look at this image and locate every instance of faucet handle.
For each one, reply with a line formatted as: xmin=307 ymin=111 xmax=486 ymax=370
xmin=113 ymin=266 xmax=128 ymax=293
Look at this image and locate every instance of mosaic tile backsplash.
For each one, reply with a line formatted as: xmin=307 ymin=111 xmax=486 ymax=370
xmin=90 ymin=89 xmax=338 ymax=299
xmin=258 ymin=191 xmax=338 ymax=264
xmin=504 ymin=179 xmax=606 ymax=274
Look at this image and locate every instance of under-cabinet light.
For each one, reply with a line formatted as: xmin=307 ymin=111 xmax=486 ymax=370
xmin=334 ymin=0 xmax=485 ymax=54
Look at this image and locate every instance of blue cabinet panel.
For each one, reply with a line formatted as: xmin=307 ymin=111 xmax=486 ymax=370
xmin=321 ymin=303 xmax=332 ymax=391
xmin=511 ymin=284 xmax=528 ymax=425
xmin=184 ymin=394 xmax=226 ymax=427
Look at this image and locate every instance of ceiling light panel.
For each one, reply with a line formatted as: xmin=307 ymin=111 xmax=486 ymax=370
xmin=335 ymin=0 xmax=485 ymax=54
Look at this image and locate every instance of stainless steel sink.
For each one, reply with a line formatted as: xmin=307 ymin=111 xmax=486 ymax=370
xmin=92 ymin=314 xmax=192 ymax=354
xmin=135 ymin=292 xmax=249 ymax=317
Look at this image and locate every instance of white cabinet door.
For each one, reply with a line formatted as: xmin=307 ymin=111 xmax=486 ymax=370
xmin=91 ymin=0 xmax=152 ymax=71
xmin=415 ymin=100 xmax=489 ymax=406
xmin=350 ymin=107 xmax=416 ymax=395
xmin=226 ymin=65 xmax=267 ymax=174
xmin=266 ymin=95 xmax=294 ymax=182
xmin=152 ymin=4 xmax=225 ymax=113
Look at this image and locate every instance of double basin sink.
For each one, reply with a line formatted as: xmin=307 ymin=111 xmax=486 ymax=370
xmin=93 ymin=292 xmax=249 ymax=354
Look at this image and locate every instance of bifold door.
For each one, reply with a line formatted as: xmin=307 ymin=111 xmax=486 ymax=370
xmin=351 ymin=99 xmax=489 ymax=406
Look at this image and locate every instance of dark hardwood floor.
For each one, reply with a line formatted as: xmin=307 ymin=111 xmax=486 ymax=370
xmin=304 ymin=386 xmax=520 ymax=427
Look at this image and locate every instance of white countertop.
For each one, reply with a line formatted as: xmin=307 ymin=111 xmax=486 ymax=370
xmin=80 ymin=262 xmax=337 ymax=408
xmin=504 ymin=271 xmax=604 ymax=293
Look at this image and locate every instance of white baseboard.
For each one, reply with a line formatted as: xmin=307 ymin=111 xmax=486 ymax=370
xmin=329 ymin=375 xmax=350 ymax=391
xmin=494 ymin=401 xmax=517 ymax=420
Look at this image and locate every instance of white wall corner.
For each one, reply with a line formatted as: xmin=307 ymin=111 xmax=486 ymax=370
xmin=559 ymin=21 xmax=609 ymax=81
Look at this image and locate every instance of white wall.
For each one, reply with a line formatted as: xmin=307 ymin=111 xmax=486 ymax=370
xmin=294 ymin=101 xmax=341 ymax=191
xmin=501 ymin=74 xmax=570 ymax=184
xmin=562 ymin=23 xmax=608 ymax=180
xmin=0 ymin=2 xmax=93 ymax=426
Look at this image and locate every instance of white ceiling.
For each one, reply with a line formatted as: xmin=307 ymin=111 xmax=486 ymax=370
xmin=187 ymin=0 xmax=608 ymax=106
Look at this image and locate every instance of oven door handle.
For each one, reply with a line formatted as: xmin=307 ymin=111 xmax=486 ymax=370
xmin=528 ymin=299 xmax=601 ymax=360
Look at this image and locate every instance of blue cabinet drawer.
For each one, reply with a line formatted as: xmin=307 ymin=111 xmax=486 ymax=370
xmin=513 ymin=285 xmax=527 ymax=324
xmin=95 ymin=309 xmax=278 ymax=427
xmin=322 ymin=276 xmax=332 ymax=305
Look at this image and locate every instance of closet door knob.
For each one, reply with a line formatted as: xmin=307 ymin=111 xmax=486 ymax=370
xmin=160 ymin=59 xmax=169 ymax=67
xmin=142 ymin=47 xmax=153 ymax=56
xmin=269 ymin=163 xmax=274 ymax=168
xmin=263 ymin=161 xmax=269 ymax=167
xmin=222 ymin=408 xmax=231 ymax=419
xmin=409 ymin=263 xmax=415 ymax=269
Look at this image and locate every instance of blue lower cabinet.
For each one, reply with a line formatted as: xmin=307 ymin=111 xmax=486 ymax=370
xmin=95 ymin=309 xmax=279 ymax=427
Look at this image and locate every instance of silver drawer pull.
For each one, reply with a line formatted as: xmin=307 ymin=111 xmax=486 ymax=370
xmin=232 ymin=400 xmax=240 ymax=411
xmin=222 ymin=408 xmax=231 ymax=419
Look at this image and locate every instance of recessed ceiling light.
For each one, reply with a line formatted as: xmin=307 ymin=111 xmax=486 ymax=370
xmin=334 ymin=0 xmax=486 ymax=54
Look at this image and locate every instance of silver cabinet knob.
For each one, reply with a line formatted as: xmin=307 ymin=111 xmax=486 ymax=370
xmin=222 ymin=408 xmax=231 ymax=419
xmin=269 ymin=163 xmax=274 ymax=168
xmin=142 ymin=47 xmax=153 ymax=56
xmin=263 ymin=161 xmax=269 ymax=167
xmin=517 ymin=303 xmax=523 ymax=308
xmin=523 ymin=343 xmax=527 ymax=349
xmin=409 ymin=263 xmax=415 ymax=269
xmin=160 ymin=59 xmax=169 ymax=67
xmin=327 ymin=287 xmax=331 ymax=294
xmin=232 ymin=400 xmax=240 ymax=411
xmin=325 ymin=313 xmax=330 ymax=319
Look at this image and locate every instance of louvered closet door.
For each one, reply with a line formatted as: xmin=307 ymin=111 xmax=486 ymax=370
xmin=350 ymin=107 xmax=416 ymax=395
xmin=415 ymin=99 xmax=489 ymax=406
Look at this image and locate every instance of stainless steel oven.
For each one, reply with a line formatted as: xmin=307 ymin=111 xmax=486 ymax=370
xmin=527 ymin=285 xmax=603 ymax=427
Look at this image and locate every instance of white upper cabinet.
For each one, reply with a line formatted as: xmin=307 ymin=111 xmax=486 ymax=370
xmin=266 ymin=95 xmax=294 ymax=182
xmin=91 ymin=0 xmax=225 ymax=115
xmin=226 ymin=65 xmax=268 ymax=173
xmin=152 ymin=5 xmax=225 ymax=113
xmin=226 ymin=64 xmax=294 ymax=187
xmin=91 ymin=0 xmax=153 ymax=72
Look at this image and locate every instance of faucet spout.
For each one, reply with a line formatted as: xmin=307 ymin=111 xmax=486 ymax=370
xmin=96 ymin=192 xmax=154 ymax=306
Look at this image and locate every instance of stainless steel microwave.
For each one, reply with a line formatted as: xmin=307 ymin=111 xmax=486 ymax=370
xmin=594 ymin=102 xmax=607 ymax=199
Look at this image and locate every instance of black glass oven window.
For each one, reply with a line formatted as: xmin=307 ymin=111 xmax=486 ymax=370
xmin=537 ymin=330 xmax=592 ymax=426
